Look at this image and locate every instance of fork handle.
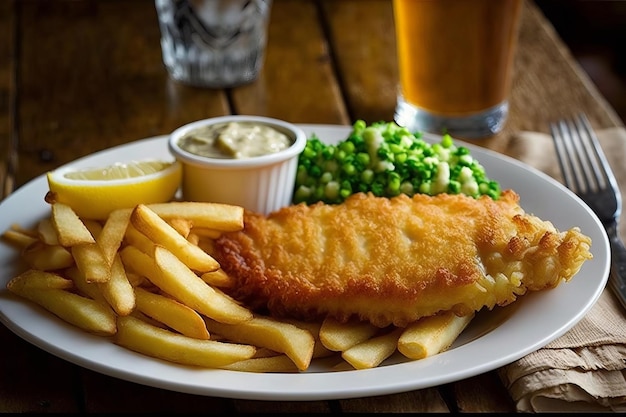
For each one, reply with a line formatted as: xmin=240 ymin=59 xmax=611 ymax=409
xmin=606 ymin=223 xmax=626 ymax=311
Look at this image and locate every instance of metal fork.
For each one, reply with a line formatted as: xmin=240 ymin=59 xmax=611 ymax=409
xmin=550 ymin=113 xmax=626 ymax=310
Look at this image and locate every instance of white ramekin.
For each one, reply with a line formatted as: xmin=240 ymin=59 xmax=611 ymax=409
xmin=168 ymin=115 xmax=307 ymax=214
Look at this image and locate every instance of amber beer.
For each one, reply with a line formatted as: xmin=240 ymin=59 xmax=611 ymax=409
xmin=393 ymin=0 xmax=522 ymax=138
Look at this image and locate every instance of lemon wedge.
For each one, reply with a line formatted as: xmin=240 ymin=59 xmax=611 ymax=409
xmin=46 ymin=160 xmax=182 ymax=220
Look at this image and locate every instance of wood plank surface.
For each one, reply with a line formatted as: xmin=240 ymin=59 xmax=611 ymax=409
xmin=0 ymin=0 xmax=15 ymax=200
xmin=233 ymin=0 xmax=349 ymax=125
xmin=80 ymin=371 xmax=234 ymax=413
xmin=16 ymin=0 xmax=229 ymax=186
xmin=320 ymin=0 xmax=399 ymax=125
xmin=338 ymin=389 xmax=450 ymax=413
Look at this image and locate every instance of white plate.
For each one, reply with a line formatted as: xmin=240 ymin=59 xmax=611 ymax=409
xmin=0 ymin=124 xmax=609 ymax=401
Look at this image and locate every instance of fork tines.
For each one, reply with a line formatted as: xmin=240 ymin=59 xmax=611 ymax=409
xmin=550 ymin=114 xmax=616 ymax=196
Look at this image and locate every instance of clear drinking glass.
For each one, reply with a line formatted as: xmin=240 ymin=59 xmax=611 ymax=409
xmin=393 ymin=0 xmax=523 ymax=139
xmin=155 ymin=0 xmax=272 ymax=88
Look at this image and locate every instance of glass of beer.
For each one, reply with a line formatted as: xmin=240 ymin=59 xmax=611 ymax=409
xmin=393 ymin=0 xmax=523 ymax=139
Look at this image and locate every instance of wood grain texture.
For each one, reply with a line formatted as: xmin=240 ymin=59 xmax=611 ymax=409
xmin=452 ymin=373 xmax=516 ymax=412
xmin=320 ymin=0 xmax=399 ymax=124
xmin=80 ymin=371 xmax=234 ymax=413
xmin=233 ymin=0 xmax=349 ymax=125
xmin=233 ymin=399 xmax=333 ymax=414
xmin=0 ymin=325 xmax=80 ymax=413
xmin=338 ymin=389 xmax=450 ymax=413
xmin=16 ymin=0 xmax=230 ymax=186
xmin=0 ymin=0 xmax=15 ymax=199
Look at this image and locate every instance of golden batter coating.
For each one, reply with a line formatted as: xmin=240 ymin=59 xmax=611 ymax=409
xmin=214 ymin=191 xmax=593 ymax=327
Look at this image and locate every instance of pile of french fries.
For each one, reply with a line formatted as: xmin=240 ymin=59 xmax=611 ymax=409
xmin=2 ymin=196 xmax=474 ymax=372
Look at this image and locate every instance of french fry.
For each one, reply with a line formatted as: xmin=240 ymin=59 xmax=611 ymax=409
xmin=9 ymin=223 xmax=38 ymax=237
xmin=252 ymin=347 xmax=282 ymax=358
xmin=82 ymin=219 xmax=103 ymax=238
xmin=319 ymin=316 xmax=379 ymax=352
xmin=123 ymin=223 xmax=154 ymax=255
xmin=50 ymin=202 xmax=95 ymax=246
xmin=134 ymin=287 xmax=209 ymax=340
xmin=190 ymin=227 xmax=222 ymax=239
xmin=341 ymin=327 xmax=404 ymax=370
xmin=398 ymin=311 xmax=474 ymax=360
xmin=131 ymin=204 xmax=219 ymax=272
xmin=65 ymin=266 xmax=109 ymax=305
xmin=7 ymin=270 xmax=116 ymax=336
xmin=128 ymin=309 xmax=169 ymax=329
xmin=147 ymin=201 xmax=244 ymax=231
xmin=221 ymin=355 xmax=300 ymax=373
xmin=1 ymin=229 xmax=38 ymax=249
xmin=21 ymin=242 xmax=74 ymax=271
xmin=196 ymin=238 xmax=216 ymax=257
xmin=120 ymin=245 xmax=252 ymax=324
xmin=71 ymin=243 xmax=111 ymax=283
xmin=200 ymin=269 xmax=235 ymax=289
xmin=186 ymin=232 xmax=200 ymax=246
xmin=119 ymin=244 xmax=160 ymax=278
xmin=204 ymin=316 xmax=315 ymax=371
xmin=114 ymin=316 xmax=256 ymax=368
xmin=37 ymin=218 xmax=59 ymax=245
xmin=283 ymin=318 xmax=335 ymax=359
xmin=6 ymin=269 xmax=73 ymax=291
xmin=153 ymin=245 xmax=252 ymax=324
xmin=126 ymin=271 xmax=148 ymax=287
xmin=97 ymin=208 xmax=132 ymax=266
xmin=166 ymin=217 xmax=193 ymax=238
xmin=97 ymin=254 xmax=135 ymax=316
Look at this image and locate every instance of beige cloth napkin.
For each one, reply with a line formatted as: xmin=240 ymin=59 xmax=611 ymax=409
xmin=497 ymin=127 xmax=626 ymax=412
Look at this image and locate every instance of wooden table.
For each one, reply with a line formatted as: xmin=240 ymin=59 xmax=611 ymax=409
xmin=1 ymin=0 xmax=624 ymax=413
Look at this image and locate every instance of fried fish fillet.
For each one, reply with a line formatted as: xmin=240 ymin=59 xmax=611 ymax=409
xmin=214 ymin=191 xmax=593 ymax=327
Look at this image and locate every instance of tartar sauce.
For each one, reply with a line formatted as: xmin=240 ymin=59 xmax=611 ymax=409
xmin=178 ymin=122 xmax=293 ymax=159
